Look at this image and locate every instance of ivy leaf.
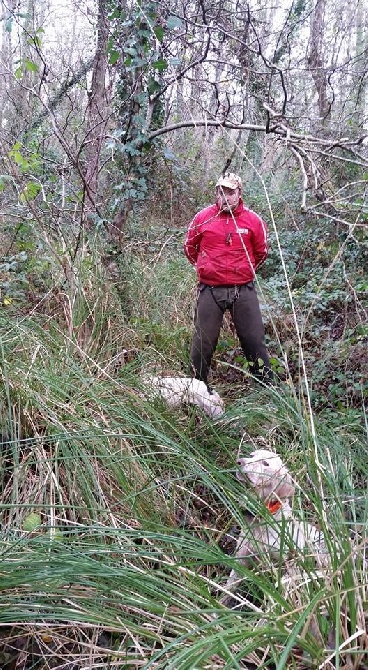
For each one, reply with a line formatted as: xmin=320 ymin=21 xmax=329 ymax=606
xmin=31 ymin=34 xmax=42 ymax=48
xmin=148 ymin=78 xmax=161 ymax=94
xmin=9 ymin=144 xmax=29 ymax=169
xmin=152 ymin=58 xmax=168 ymax=72
xmin=108 ymin=8 xmax=121 ymax=20
xmin=24 ymin=58 xmax=39 ymax=73
xmin=166 ymin=16 xmax=182 ymax=29
xmin=125 ymin=46 xmax=138 ymax=56
xmin=20 ymin=181 xmax=42 ymax=202
xmin=154 ymin=26 xmax=164 ymax=42
xmin=109 ymin=50 xmax=120 ymax=65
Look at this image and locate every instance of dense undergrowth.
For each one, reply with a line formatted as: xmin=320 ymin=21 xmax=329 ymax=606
xmin=0 ymin=201 xmax=367 ymax=668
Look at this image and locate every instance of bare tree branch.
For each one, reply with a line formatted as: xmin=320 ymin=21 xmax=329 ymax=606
xmin=147 ymin=118 xmax=368 ymax=154
xmin=28 ymin=57 xmax=94 ymax=132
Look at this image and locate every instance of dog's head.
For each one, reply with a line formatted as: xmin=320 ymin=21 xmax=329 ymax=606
xmin=236 ymin=449 xmax=295 ymax=501
xmin=188 ymin=380 xmax=225 ymax=419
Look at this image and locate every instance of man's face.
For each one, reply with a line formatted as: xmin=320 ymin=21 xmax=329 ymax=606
xmin=216 ymin=186 xmax=240 ymax=212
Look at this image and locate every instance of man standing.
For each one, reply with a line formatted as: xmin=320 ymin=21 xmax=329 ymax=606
xmin=184 ymin=172 xmax=272 ymax=386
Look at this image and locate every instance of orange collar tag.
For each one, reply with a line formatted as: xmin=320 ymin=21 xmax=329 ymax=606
xmin=266 ymin=500 xmax=282 ymax=514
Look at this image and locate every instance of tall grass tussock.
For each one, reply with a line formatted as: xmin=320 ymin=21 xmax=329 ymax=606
xmin=0 ymin=224 xmax=367 ymax=670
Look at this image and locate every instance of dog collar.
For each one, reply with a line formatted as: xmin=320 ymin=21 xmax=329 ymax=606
xmin=265 ymin=500 xmax=282 ymax=514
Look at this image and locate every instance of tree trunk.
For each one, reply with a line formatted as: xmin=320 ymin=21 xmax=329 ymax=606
xmin=308 ymin=0 xmax=331 ymax=126
xmin=84 ymin=0 xmax=110 ymax=219
xmin=0 ymin=0 xmax=15 ymax=130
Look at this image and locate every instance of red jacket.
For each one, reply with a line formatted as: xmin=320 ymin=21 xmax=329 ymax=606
xmin=184 ymin=199 xmax=269 ymax=286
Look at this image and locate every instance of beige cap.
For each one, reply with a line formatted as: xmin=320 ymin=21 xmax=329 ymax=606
xmin=216 ymin=172 xmax=242 ymax=190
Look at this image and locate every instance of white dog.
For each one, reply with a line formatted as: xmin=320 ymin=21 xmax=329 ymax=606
xmin=144 ymin=376 xmax=225 ymax=419
xmin=223 ymin=449 xmax=327 ymax=599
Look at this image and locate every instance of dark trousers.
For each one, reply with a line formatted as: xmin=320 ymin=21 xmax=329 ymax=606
xmin=190 ymin=283 xmax=272 ymax=384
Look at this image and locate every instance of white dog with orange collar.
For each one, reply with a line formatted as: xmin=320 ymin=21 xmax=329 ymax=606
xmin=222 ymin=449 xmax=327 ymax=603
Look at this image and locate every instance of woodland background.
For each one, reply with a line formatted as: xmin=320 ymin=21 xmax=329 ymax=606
xmin=0 ymin=0 xmax=367 ymax=668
